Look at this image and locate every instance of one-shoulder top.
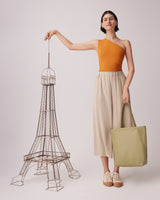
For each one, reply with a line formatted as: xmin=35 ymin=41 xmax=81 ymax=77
xmin=97 ymin=38 xmax=125 ymax=71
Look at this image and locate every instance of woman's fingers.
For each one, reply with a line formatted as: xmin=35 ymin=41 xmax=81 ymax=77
xmin=44 ymin=35 xmax=48 ymax=40
xmin=44 ymin=32 xmax=51 ymax=40
xmin=48 ymin=33 xmax=51 ymax=39
xmin=44 ymin=30 xmax=57 ymax=40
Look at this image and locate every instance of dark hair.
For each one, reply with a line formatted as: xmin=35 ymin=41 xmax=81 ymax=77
xmin=100 ymin=10 xmax=119 ymax=34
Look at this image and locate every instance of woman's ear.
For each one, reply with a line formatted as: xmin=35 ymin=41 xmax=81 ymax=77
xmin=101 ymin=22 xmax=103 ymax=29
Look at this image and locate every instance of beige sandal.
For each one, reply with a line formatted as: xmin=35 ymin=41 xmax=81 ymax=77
xmin=103 ymin=171 xmax=113 ymax=187
xmin=112 ymin=172 xmax=123 ymax=187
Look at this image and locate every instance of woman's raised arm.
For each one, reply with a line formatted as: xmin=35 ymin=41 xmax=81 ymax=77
xmin=44 ymin=29 xmax=98 ymax=51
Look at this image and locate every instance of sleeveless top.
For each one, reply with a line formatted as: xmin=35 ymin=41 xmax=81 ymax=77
xmin=97 ymin=38 xmax=125 ymax=71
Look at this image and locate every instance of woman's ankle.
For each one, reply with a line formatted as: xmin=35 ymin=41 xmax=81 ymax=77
xmin=104 ymin=169 xmax=110 ymax=173
xmin=113 ymin=170 xmax=119 ymax=173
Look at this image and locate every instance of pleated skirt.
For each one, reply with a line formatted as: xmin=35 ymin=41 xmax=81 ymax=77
xmin=92 ymin=71 xmax=133 ymax=158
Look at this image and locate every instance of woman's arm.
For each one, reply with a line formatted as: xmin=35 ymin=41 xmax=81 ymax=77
xmin=44 ymin=29 xmax=98 ymax=51
xmin=123 ymin=40 xmax=135 ymax=90
xmin=122 ymin=40 xmax=135 ymax=104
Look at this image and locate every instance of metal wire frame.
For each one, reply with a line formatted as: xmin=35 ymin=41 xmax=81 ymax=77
xmin=10 ymin=39 xmax=81 ymax=191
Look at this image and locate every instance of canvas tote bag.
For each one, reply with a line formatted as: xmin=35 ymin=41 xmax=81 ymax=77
xmin=111 ymin=103 xmax=147 ymax=167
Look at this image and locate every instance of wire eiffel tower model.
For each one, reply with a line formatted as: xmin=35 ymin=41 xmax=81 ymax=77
xmin=10 ymin=39 xmax=81 ymax=191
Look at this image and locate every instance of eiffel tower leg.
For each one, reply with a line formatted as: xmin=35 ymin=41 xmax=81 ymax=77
xmin=34 ymin=135 xmax=49 ymax=175
xmin=10 ymin=159 xmax=34 ymax=186
xmin=46 ymin=162 xmax=64 ymax=191
xmin=63 ymin=159 xmax=81 ymax=179
xmin=10 ymin=136 xmax=43 ymax=186
xmin=55 ymin=137 xmax=81 ymax=179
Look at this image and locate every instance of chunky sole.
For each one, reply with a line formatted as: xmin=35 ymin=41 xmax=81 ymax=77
xmin=113 ymin=182 xmax=123 ymax=187
xmin=103 ymin=181 xmax=113 ymax=187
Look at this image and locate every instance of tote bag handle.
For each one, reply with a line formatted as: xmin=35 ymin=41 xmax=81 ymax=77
xmin=118 ymin=103 xmax=136 ymax=128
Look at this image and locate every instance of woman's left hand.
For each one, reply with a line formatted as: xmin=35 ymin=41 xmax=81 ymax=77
xmin=122 ymin=88 xmax=130 ymax=104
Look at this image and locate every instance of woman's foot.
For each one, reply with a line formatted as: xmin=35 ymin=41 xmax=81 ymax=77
xmin=103 ymin=171 xmax=113 ymax=187
xmin=112 ymin=172 xmax=123 ymax=187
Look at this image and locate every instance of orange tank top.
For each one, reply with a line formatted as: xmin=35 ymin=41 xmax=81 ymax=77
xmin=97 ymin=38 xmax=125 ymax=71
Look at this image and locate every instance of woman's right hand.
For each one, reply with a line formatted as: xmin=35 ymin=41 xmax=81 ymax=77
xmin=44 ymin=30 xmax=57 ymax=41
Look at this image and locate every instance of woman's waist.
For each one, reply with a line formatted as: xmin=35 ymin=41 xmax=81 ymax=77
xmin=99 ymin=65 xmax=122 ymax=72
xmin=97 ymin=70 xmax=126 ymax=79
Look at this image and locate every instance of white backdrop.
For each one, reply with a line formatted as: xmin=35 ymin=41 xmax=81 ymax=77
xmin=1 ymin=0 xmax=160 ymax=199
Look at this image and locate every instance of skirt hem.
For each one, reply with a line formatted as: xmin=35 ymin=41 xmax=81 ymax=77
xmin=94 ymin=153 xmax=113 ymax=158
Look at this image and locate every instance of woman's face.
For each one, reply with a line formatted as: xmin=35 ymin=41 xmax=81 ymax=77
xmin=101 ymin=13 xmax=117 ymax=32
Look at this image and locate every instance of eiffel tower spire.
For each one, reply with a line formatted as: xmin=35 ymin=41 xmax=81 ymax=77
xmin=10 ymin=39 xmax=81 ymax=191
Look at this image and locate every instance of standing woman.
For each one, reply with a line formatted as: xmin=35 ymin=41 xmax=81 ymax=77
xmin=44 ymin=10 xmax=135 ymax=188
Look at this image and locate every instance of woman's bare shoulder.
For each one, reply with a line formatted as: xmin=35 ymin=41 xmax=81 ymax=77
xmin=121 ymin=39 xmax=132 ymax=47
xmin=119 ymin=39 xmax=131 ymax=52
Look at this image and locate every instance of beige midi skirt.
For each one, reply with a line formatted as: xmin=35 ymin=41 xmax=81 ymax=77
xmin=93 ymin=71 xmax=133 ymax=158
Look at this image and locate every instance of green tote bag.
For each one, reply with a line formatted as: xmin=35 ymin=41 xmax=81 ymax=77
xmin=111 ymin=103 xmax=147 ymax=167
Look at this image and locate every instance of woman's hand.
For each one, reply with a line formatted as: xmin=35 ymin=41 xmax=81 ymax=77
xmin=44 ymin=29 xmax=57 ymax=41
xmin=122 ymin=87 xmax=130 ymax=104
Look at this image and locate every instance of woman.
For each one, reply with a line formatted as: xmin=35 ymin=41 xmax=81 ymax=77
xmin=44 ymin=10 xmax=135 ymax=187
